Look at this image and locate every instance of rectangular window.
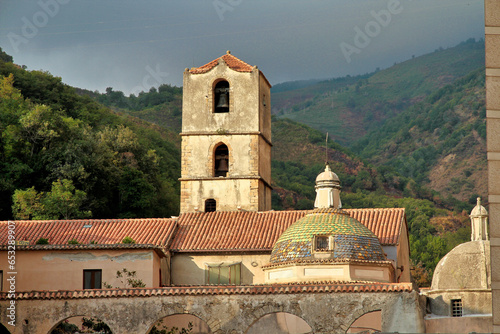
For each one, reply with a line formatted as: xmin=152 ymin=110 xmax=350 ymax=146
xmin=451 ymin=299 xmax=463 ymax=317
xmin=206 ymin=262 xmax=241 ymax=285
xmin=83 ymin=269 xmax=102 ymax=289
xmin=0 ymin=270 xmax=3 ymax=291
xmin=315 ymin=236 xmax=330 ymax=251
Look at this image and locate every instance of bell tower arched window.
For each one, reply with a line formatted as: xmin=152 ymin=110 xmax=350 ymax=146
xmin=214 ymin=80 xmax=229 ymax=113
xmin=214 ymin=144 xmax=229 ymax=177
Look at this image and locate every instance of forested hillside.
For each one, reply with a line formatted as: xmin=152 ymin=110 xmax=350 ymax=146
xmin=352 ymin=68 xmax=486 ymax=203
xmin=0 ymin=51 xmax=181 ymax=220
xmin=273 ymin=39 xmax=484 ymax=146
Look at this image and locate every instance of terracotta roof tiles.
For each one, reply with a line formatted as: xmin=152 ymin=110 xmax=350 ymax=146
xmin=189 ymin=51 xmax=254 ymax=74
xmin=348 ymin=208 xmax=404 ymax=245
xmin=0 ymin=209 xmax=404 ymax=252
xmin=0 ymin=282 xmax=413 ymax=300
xmin=0 ymin=218 xmax=177 ymax=246
xmin=0 ymin=243 xmax=167 ymax=256
xmin=172 ymin=211 xmax=305 ymax=251
xmin=171 ymin=208 xmax=405 ymax=252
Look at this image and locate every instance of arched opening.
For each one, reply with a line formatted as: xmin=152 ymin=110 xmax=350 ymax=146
xmin=214 ymin=144 xmax=229 ymax=177
xmin=246 ymin=312 xmax=312 ymax=334
xmin=214 ymin=80 xmax=229 ymax=113
xmin=205 ymin=199 xmax=216 ymax=212
xmin=346 ymin=310 xmax=382 ymax=333
xmin=49 ymin=316 xmax=112 ymax=333
xmin=148 ymin=314 xmax=211 ymax=334
xmin=0 ymin=323 xmax=11 ymax=333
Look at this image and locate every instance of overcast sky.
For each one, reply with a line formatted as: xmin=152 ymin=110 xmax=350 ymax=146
xmin=0 ymin=0 xmax=484 ymax=95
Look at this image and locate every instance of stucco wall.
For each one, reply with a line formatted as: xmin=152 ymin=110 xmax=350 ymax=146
xmin=181 ymin=134 xmax=257 ymax=178
xmin=0 ymin=249 xmax=162 ymax=291
xmin=264 ymin=262 xmax=394 ymax=284
xmin=182 ymin=61 xmax=261 ymax=134
xmin=397 ymin=220 xmax=411 ymax=282
xmin=171 ymin=252 xmax=271 ymax=285
xmin=180 ymin=178 xmax=267 ymax=212
xmin=425 ymin=290 xmax=492 ymax=316
xmin=425 ymin=315 xmax=492 ymax=333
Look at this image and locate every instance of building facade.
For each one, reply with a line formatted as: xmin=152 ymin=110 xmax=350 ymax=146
xmin=0 ymin=52 xmax=425 ymax=334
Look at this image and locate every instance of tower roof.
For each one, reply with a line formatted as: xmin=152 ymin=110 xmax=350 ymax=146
xmin=188 ymin=51 xmax=254 ymax=74
xmin=269 ymin=208 xmax=387 ymax=264
xmin=316 ymin=164 xmax=340 ymax=183
xmin=471 ymin=197 xmax=488 ymax=217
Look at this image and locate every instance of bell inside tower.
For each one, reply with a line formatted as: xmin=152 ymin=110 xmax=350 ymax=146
xmin=214 ymin=80 xmax=229 ymax=113
xmin=214 ymin=144 xmax=229 ymax=177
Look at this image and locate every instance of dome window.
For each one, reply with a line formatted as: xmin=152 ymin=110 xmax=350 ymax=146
xmin=451 ymin=299 xmax=463 ymax=317
xmin=314 ymin=235 xmax=334 ymax=252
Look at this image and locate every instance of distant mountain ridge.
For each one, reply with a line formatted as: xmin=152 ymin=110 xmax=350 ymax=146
xmin=272 ymin=39 xmax=485 ymax=147
xmin=353 ymin=68 xmax=486 ymax=203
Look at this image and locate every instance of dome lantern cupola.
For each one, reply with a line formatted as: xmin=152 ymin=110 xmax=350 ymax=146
xmin=314 ymin=164 xmax=342 ymax=209
xmin=470 ymin=197 xmax=489 ymax=241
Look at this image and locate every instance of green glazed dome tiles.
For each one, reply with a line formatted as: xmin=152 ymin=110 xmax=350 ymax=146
xmin=269 ymin=209 xmax=386 ymax=264
xmin=275 ymin=211 xmax=376 ymax=244
xmin=270 ymin=235 xmax=385 ymax=263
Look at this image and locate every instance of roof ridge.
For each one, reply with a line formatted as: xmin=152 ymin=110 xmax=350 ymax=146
xmin=188 ymin=51 xmax=254 ymax=74
xmin=1 ymin=282 xmax=413 ymax=300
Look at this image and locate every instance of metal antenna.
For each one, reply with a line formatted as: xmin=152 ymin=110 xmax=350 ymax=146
xmin=325 ymin=132 xmax=329 ymax=165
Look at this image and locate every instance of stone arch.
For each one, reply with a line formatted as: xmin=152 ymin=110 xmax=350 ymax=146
xmin=345 ymin=310 xmax=382 ymax=333
xmin=212 ymin=78 xmax=230 ymax=113
xmin=210 ymin=141 xmax=232 ymax=178
xmin=213 ymin=143 xmax=229 ymax=177
xmin=48 ymin=315 xmax=115 ymax=334
xmin=245 ymin=312 xmax=312 ymax=334
xmin=146 ymin=313 xmax=212 ymax=334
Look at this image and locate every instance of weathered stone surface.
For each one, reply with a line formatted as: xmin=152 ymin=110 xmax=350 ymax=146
xmin=0 ymin=290 xmax=424 ymax=334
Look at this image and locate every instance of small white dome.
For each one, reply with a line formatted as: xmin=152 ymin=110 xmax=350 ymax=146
xmin=315 ymin=164 xmax=339 ymax=183
xmin=431 ymin=240 xmax=490 ymax=290
xmin=471 ymin=197 xmax=488 ymax=217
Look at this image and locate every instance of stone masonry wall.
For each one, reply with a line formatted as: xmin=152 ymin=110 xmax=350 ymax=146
xmin=0 ymin=289 xmax=424 ymax=334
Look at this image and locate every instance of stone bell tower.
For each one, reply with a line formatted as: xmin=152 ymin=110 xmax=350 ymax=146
xmin=179 ymin=51 xmax=272 ymax=213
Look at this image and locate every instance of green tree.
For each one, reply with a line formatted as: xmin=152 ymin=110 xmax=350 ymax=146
xmin=12 ymin=179 xmax=90 ymax=220
xmin=12 ymin=187 xmax=45 ymax=220
xmin=42 ymin=179 xmax=91 ymax=220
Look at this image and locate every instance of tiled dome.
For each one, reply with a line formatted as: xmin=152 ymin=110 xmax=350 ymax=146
xmin=270 ymin=208 xmax=386 ymax=264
